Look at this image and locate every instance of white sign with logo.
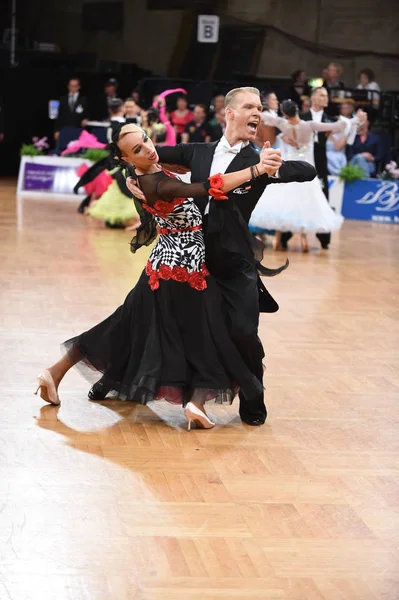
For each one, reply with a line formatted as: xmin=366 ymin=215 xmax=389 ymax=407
xmin=197 ymin=15 xmax=220 ymax=44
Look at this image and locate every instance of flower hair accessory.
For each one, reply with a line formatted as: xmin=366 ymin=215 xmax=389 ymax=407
xmin=208 ymin=173 xmax=228 ymax=200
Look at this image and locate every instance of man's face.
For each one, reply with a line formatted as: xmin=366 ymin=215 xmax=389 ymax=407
xmin=124 ymin=100 xmax=137 ymax=116
xmin=105 ymin=84 xmax=116 ymax=97
xmin=193 ymin=106 xmax=206 ymax=123
xmin=327 ymin=64 xmax=338 ymax=80
xmin=313 ymin=88 xmax=329 ymax=109
xmin=68 ymin=80 xmax=80 ymax=94
xmin=226 ymin=92 xmax=262 ymax=141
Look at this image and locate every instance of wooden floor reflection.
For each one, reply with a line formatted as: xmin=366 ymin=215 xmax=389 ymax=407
xmin=1 ymin=181 xmax=399 ymax=599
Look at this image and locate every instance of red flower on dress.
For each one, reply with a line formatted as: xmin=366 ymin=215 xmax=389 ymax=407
xmin=146 ymin=261 xmax=209 ymax=291
xmin=148 ymin=272 xmax=160 ymax=290
xmin=159 ymin=265 xmax=172 ymax=280
xmin=209 ymin=187 xmax=228 ymax=200
xmin=153 ymin=200 xmax=172 ymax=215
xmin=173 ymin=266 xmax=189 ymax=282
xmin=190 ymin=272 xmax=207 ymax=291
xmin=209 ymin=174 xmax=224 ymax=189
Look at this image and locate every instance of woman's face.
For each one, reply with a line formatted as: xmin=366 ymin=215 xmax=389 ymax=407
xmin=118 ymin=129 xmax=158 ymax=171
xmin=176 ymin=97 xmax=188 ymax=111
xmin=341 ymin=102 xmax=354 ymax=117
xmin=297 ymin=71 xmax=306 ymax=84
xmin=360 ymin=73 xmax=369 ymax=86
xmin=267 ymin=93 xmax=279 ymax=111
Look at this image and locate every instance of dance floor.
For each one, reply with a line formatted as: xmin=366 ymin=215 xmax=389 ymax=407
xmin=1 ymin=179 xmax=399 ymax=600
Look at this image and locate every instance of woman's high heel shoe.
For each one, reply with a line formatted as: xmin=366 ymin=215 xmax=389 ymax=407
xmin=301 ymin=234 xmax=309 ymax=253
xmin=34 ymin=369 xmax=60 ymax=406
xmin=274 ymin=231 xmax=282 ymax=251
xmin=184 ymin=402 xmax=215 ymax=431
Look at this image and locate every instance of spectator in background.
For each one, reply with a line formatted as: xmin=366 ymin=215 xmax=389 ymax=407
xmin=54 ymin=78 xmax=89 ymax=143
xmin=326 ymin=101 xmax=356 ymax=176
xmin=107 ymin=98 xmax=125 ymax=142
xmin=301 ymin=96 xmax=311 ymax=112
xmin=124 ymin=98 xmax=143 ymax=122
xmin=131 ymin=89 xmax=143 ymax=109
xmin=263 ymin=92 xmax=279 ymax=115
xmin=323 ymin=62 xmax=345 ymax=92
xmin=211 ymin=107 xmax=226 ymax=141
xmin=208 ymin=95 xmax=225 ymax=126
xmin=253 ymin=92 xmax=280 ymax=150
xmin=182 ymin=104 xmax=212 ymax=143
xmin=322 ymin=63 xmax=345 ymax=116
xmin=92 ymin=79 xmax=118 ymax=121
xmin=290 ymin=70 xmax=311 ymax=106
xmin=212 ymin=94 xmax=225 ymax=114
xmin=357 ymin=68 xmax=381 ymax=107
xmin=340 ymin=99 xmax=355 ymax=118
xmin=171 ymin=95 xmax=193 ymax=142
xmin=348 ymin=114 xmax=382 ymax=177
xmin=105 ymin=79 xmax=117 ymax=104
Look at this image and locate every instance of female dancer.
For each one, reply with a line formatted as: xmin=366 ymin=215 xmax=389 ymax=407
xmin=35 ymin=123 xmax=272 ymax=430
xmin=76 ymin=88 xmax=182 ymax=227
xmin=249 ymin=100 xmax=363 ymax=252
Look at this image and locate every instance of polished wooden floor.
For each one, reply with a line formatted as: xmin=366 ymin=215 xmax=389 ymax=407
xmin=1 ymin=180 xmax=399 ymax=600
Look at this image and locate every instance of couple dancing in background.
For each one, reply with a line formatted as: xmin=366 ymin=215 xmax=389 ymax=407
xmin=250 ymin=96 xmax=366 ymax=252
xmin=35 ymin=87 xmax=316 ymax=430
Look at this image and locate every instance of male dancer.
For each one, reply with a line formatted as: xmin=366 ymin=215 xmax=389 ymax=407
xmin=128 ymin=87 xmax=316 ymax=425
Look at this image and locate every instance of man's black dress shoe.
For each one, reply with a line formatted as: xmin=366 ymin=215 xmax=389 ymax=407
xmin=241 ymin=417 xmax=266 ymax=426
xmin=88 ymin=375 xmax=113 ymax=400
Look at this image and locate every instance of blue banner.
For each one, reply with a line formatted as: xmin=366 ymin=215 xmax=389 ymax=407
xmin=342 ymin=179 xmax=399 ymax=223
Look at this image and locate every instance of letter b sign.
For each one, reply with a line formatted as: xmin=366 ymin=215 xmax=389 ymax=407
xmin=198 ymin=15 xmax=219 ymax=44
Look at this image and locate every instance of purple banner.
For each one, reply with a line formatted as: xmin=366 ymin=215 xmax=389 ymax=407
xmin=23 ymin=162 xmax=80 ymax=194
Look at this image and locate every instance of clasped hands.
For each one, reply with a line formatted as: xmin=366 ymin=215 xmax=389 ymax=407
xmin=259 ymin=141 xmax=283 ymax=176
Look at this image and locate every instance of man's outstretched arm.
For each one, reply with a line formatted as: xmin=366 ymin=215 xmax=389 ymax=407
xmin=274 ymin=160 xmax=317 ymax=183
xmin=156 ymin=143 xmax=196 ymax=169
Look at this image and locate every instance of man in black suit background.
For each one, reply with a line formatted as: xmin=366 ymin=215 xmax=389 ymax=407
xmin=54 ymin=78 xmax=89 ymax=143
xmin=91 ymin=78 xmax=118 ymax=122
xmin=127 ymin=87 xmax=316 ymax=426
xmin=281 ymin=86 xmax=333 ymax=250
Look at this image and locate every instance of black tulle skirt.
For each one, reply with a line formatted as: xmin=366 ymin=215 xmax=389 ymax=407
xmin=62 ymin=271 xmax=263 ymax=406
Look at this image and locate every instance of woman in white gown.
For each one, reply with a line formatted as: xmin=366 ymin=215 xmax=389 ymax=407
xmin=249 ymin=100 xmax=361 ymax=252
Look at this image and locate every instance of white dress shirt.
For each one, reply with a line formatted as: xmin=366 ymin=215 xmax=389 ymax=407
xmin=204 ymin=136 xmax=249 ymax=214
xmin=69 ymin=93 xmax=78 ymax=110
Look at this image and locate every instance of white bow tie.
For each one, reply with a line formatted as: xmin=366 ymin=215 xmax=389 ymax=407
xmin=220 ymin=142 xmax=241 ymax=155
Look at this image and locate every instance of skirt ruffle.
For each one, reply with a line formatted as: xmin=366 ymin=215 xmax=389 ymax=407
xmin=249 ymin=179 xmax=344 ymax=233
xmin=87 ymin=180 xmax=139 ymax=225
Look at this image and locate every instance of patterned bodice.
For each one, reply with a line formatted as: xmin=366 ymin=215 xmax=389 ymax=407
xmin=144 ymin=197 xmax=208 ymax=291
xmin=136 ymin=169 xmax=228 ymax=291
